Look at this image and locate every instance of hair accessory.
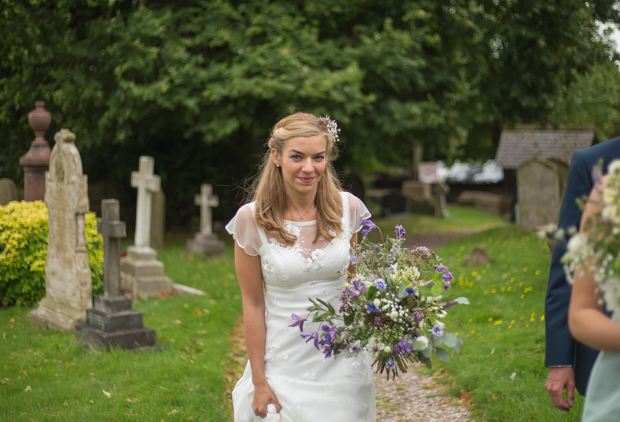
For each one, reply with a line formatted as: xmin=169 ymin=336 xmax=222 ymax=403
xmin=320 ymin=115 xmax=341 ymax=143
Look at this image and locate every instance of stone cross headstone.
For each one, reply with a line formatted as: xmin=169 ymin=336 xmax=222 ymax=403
xmin=187 ymin=183 xmax=225 ymax=255
xmin=150 ymin=189 xmax=165 ymax=250
xmin=76 ymin=199 xmax=157 ymax=350
xmin=517 ymin=158 xmax=568 ymax=231
xmin=29 ymin=129 xmax=92 ymax=331
xmin=131 ymin=156 xmax=160 ymax=249
xmin=121 ymin=156 xmax=173 ymax=297
xmin=0 ymin=178 xmax=18 ymax=206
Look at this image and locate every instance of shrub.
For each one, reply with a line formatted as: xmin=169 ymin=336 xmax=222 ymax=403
xmin=0 ymin=201 xmax=103 ymax=307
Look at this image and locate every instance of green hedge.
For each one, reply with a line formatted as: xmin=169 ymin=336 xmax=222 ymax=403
xmin=0 ymin=201 xmax=103 ymax=307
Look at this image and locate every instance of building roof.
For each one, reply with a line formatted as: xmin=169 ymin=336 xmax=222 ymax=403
xmin=495 ymin=129 xmax=595 ymax=169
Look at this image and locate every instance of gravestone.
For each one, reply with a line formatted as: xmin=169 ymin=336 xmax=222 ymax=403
xmin=517 ymin=158 xmax=568 ymax=231
xmin=187 ymin=183 xmax=225 ymax=255
xmin=121 ymin=156 xmax=173 ymax=297
xmin=463 ymin=245 xmax=492 ymax=266
xmin=401 ymin=179 xmax=449 ymax=218
xmin=150 ymin=189 xmax=165 ymax=250
xmin=0 ymin=178 xmax=18 ymax=205
xmin=76 ymin=199 xmax=157 ymax=350
xmin=29 ymin=129 xmax=92 ymax=331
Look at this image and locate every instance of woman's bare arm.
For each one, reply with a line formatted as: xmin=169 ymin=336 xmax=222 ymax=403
xmin=234 ymin=242 xmax=281 ymax=416
xmin=568 ymin=176 xmax=620 ymax=351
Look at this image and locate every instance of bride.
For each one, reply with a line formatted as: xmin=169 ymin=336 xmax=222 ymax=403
xmin=226 ymin=112 xmax=376 ymax=421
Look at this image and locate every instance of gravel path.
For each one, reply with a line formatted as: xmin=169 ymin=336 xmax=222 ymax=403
xmin=374 ymin=366 xmax=471 ymax=421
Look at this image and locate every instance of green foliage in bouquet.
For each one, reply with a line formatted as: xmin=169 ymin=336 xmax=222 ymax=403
xmin=0 ymin=201 xmax=103 ymax=307
xmin=290 ymin=221 xmax=468 ymax=379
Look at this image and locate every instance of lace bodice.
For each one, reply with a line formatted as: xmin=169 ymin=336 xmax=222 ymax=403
xmin=226 ymin=192 xmax=370 ymax=287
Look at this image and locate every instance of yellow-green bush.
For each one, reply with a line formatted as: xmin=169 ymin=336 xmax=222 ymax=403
xmin=0 ymin=201 xmax=103 ymax=307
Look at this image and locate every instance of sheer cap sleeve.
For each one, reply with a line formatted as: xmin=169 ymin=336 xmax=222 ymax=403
xmin=344 ymin=192 xmax=371 ymax=234
xmin=225 ymin=203 xmax=263 ymax=256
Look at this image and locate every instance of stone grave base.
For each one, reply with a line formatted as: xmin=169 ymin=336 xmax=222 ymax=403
xmin=76 ymin=325 xmax=156 ymax=350
xmin=187 ymin=232 xmax=225 ymax=255
xmin=75 ymin=295 xmax=157 ymax=350
xmin=121 ymin=273 xmax=174 ymax=298
xmin=29 ymin=298 xmax=86 ymax=332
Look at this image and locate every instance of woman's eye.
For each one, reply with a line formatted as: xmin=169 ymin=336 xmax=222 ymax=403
xmin=291 ymin=155 xmax=301 ymax=160
xmin=315 ymin=156 xmax=325 ymax=161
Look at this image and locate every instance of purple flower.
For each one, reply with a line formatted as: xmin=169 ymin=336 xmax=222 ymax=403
xmin=373 ymin=316 xmax=383 ymax=327
xmin=397 ymin=338 xmax=413 ymax=354
xmin=367 ymin=303 xmax=380 ymax=313
xmin=430 ymin=324 xmax=444 ymax=338
xmin=301 ymin=331 xmax=319 ymax=349
xmin=414 ymin=246 xmax=431 ymax=258
xmin=345 ymin=278 xmax=368 ymax=298
xmin=374 ymin=278 xmax=387 ymax=290
xmin=374 ymin=244 xmax=380 ymax=251
xmin=442 ymin=272 xmax=454 ymax=282
xmin=386 ymin=360 xmax=396 ymax=368
xmin=406 ymin=287 xmax=416 ymax=297
xmin=388 ymin=266 xmax=394 ymax=272
xmin=360 ymin=219 xmax=377 ymax=237
xmin=443 ymin=282 xmax=451 ymax=291
xmin=443 ymin=301 xmax=457 ymax=310
xmin=395 ymin=224 xmax=406 ymax=239
xmin=321 ymin=325 xmax=338 ymax=343
xmin=288 ymin=314 xmax=307 ymax=332
xmin=434 ymin=264 xmax=448 ymax=273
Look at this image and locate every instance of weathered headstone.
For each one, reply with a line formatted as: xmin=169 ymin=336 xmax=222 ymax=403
xmin=187 ymin=183 xmax=225 ymax=255
xmin=121 ymin=156 xmax=173 ymax=297
xmin=76 ymin=199 xmax=157 ymax=350
xmin=150 ymin=189 xmax=165 ymax=250
xmin=30 ymin=129 xmax=92 ymax=331
xmin=517 ymin=158 xmax=568 ymax=231
xmin=401 ymin=180 xmax=449 ymax=218
xmin=0 ymin=178 xmax=18 ymax=206
xmin=463 ymin=244 xmax=492 ymax=266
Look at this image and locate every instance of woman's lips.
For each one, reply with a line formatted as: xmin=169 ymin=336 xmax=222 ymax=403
xmin=298 ymin=177 xmax=315 ymax=183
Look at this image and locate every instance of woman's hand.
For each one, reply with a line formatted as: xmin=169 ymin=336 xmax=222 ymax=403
xmin=253 ymin=383 xmax=282 ymax=418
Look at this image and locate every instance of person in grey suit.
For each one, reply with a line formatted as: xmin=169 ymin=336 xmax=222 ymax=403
xmin=545 ymin=136 xmax=620 ymax=411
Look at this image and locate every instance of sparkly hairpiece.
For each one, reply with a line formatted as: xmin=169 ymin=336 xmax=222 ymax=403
xmin=319 ymin=115 xmax=341 ymax=143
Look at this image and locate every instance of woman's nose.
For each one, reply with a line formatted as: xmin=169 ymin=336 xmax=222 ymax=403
xmin=302 ymin=159 xmax=314 ymax=172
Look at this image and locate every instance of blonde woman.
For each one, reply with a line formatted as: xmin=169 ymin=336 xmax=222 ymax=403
xmin=226 ymin=112 xmax=376 ymax=421
xmin=569 ymin=175 xmax=620 ymax=421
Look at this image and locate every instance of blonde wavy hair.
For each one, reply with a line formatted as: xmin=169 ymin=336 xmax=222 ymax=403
xmin=248 ymin=112 xmax=343 ymax=245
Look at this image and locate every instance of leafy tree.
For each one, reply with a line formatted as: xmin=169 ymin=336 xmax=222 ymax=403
xmin=1 ymin=0 xmax=618 ymax=224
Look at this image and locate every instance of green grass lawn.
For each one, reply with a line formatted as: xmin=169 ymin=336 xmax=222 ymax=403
xmin=366 ymin=205 xmax=505 ymax=242
xmin=0 ymin=242 xmax=240 ymax=422
xmin=424 ymin=224 xmax=585 ymax=421
xmin=1 ymin=207 xmax=579 ymax=421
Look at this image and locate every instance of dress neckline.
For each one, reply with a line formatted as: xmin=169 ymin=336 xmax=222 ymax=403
xmin=284 ymin=219 xmax=317 ymax=226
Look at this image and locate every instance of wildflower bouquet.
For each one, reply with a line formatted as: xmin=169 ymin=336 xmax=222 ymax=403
xmin=289 ymin=220 xmax=469 ymax=378
xmin=562 ymin=159 xmax=620 ymax=323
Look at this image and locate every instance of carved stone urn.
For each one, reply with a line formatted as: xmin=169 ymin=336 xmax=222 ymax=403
xmin=19 ymin=101 xmax=52 ymax=201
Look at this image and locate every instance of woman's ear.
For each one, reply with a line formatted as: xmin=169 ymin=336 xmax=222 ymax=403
xmin=271 ymin=149 xmax=281 ymax=167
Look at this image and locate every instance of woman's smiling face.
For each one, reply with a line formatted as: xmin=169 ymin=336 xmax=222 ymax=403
xmin=272 ymin=134 xmax=328 ymax=197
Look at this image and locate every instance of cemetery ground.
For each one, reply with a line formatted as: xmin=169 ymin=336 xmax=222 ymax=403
xmin=1 ymin=206 xmax=582 ymax=421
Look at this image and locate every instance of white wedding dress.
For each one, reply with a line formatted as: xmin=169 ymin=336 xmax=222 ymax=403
xmin=226 ymin=192 xmax=376 ymax=422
